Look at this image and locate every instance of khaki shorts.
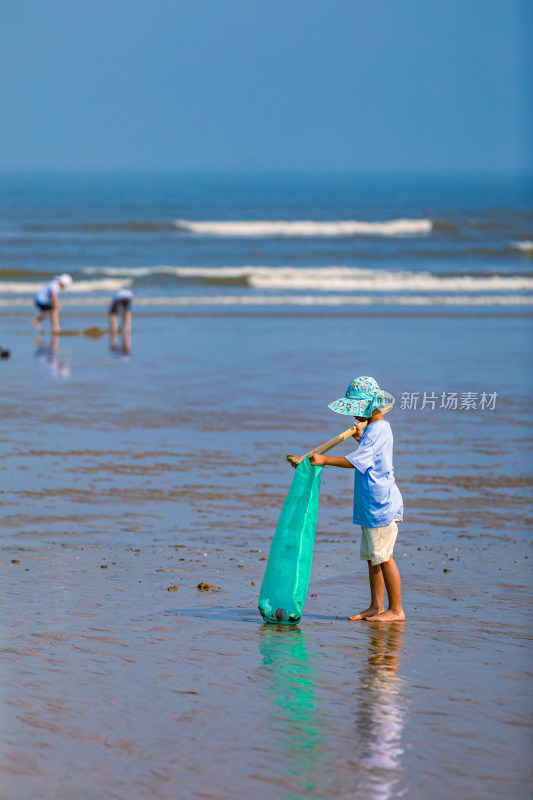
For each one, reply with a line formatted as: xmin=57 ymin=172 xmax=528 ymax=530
xmin=360 ymin=520 xmax=399 ymax=566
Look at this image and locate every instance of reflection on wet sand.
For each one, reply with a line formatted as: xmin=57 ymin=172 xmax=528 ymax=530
xmin=258 ymin=625 xmax=321 ymax=799
xmin=110 ymin=328 xmax=131 ymax=358
xmin=353 ymin=625 xmax=406 ymax=800
xmin=34 ymin=334 xmax=71 ymax=378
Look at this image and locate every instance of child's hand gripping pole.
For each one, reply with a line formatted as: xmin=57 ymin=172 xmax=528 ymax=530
xmin=286 ymin=406 xmax=392 ymax=467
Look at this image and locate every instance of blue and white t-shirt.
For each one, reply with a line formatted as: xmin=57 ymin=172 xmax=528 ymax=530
xmin=112 ymin=289 xmax=134 ymax=302
xmin=35 ymin=279 xmax=61 ymax=306
xmin=346 ymin=420 xmax=403 ymax=528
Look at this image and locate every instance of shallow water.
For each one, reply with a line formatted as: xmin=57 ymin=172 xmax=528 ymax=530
xmin=1 ymin=308 xmax=532 ymax=799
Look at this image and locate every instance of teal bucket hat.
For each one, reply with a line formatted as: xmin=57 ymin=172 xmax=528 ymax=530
xmin=328 ymin=376 xmax=385 ymax=417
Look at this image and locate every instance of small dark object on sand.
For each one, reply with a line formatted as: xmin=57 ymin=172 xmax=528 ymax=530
xmin=197 ymin=582 xmax=217 ymax=591
xmin=0 ymin=347 xmax=10 ymax=359
xmin=84 ymin=326 xmax=107 ymax=339
xmin=167 ymin=585 xmax=179 ymax=591
xmin=443 ymin=568 xmax=452 ymax=573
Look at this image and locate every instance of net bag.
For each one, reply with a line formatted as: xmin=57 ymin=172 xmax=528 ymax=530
xmin=258 ymin=457 xmax=323 ymax=624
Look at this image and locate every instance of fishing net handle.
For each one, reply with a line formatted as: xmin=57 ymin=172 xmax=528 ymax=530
xmin=286 ymin=406 xmax=392 ymax=467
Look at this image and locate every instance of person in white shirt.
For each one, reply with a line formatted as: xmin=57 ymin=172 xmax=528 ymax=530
xmin=33 ymin=274 xmax=73 ymax=333
xmin=109 ymin=289 xmax=133 ymax=335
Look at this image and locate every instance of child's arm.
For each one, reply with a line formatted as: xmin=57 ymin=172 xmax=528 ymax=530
xmin=309 ymin=422 xmax=365 ymax=467
xmin=308 ymin=453 xmax=354 ymax=468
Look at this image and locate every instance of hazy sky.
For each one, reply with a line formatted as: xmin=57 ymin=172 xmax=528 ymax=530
xmin=1 ymin=0 xmax=531 ymax=173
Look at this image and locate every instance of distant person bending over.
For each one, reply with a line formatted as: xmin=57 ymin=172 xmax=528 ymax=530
xmin=109 ymin=289 xmax=133 ymax=335
xmin=33 ymin=274 xmax=73 ymax=333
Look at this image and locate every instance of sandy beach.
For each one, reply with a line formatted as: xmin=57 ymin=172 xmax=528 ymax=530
xmin=1 ymin=307 xmax=532 ymax=800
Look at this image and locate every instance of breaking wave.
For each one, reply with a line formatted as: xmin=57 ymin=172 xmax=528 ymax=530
xmin=512 ymin=241 xmax=533 ymax=254
xmin=80 ymin=266 xmax=533 ymax=292
xmin=131 ymin=294 xmax=532 ymax=306
xmin=0 ymin=279 xmax=132 ymax=294
xmin=173 ymin=218 xmax=433 ymax=237
xmin=0 ymin=294 xmax=530 ymax=308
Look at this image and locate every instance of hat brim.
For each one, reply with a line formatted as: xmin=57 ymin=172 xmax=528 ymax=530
xmin=328 ymin=398 xmax=374 ymax=417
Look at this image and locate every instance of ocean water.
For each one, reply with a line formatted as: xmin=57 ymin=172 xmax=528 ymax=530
xmin=1 ymin=173 xmax=532 ymax=800
xmin=0 ymin=171 xmax=532 ymax=310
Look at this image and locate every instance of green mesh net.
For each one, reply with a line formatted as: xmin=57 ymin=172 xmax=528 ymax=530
xmin=258 ymin=457 xmax=323 ymax=625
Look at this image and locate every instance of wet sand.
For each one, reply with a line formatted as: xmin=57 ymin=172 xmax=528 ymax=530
xmin=1 ymin=309 xmax=532 ymax=799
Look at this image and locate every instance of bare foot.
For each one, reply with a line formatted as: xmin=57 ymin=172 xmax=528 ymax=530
xmin=366 ymin=609 xmax=405 ymax=623
xmin=348 ymin=605 xmax=384 ymax=621
xmin=32 ymin=318 xmax=41 ymax=330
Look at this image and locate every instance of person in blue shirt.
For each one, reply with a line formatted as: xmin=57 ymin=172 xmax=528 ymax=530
xmin=309 ymin=376 xmax=405 ymax=623
xmin=108 ymin=289 xmax=133 ymax=335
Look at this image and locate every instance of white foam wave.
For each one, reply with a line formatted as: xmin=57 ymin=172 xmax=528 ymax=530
xmin=512 ymin=241 xmax=533 ymax=253
xmin=131 ymin=294 xmax=531 ymax=306
xmin=246 ymin=268 xmax=533 ymax=292
xmin=83 ymin=266 xmax=173 ymax=277
xmin=0 ymin=294 xmax=530 ymax=308
xmin=173 ymin=218 xmax=433 ymax=237
xmin=0 ymin=279 xmax=132 ymax=294
xmin=80 ymin=265 xmax=533 ymax=292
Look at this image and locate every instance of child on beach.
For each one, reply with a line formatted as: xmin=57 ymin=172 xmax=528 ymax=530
xmin=108 ymin=289 xmax=133 ymax=335
xmin=33 ymin=274 xmax=73 ymax=333
xmin=309 ymin=376 xmax=405 ymax=623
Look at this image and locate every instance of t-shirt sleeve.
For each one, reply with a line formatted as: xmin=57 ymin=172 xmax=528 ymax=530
xmin=346 ymin=436 xmax=374 ymax=473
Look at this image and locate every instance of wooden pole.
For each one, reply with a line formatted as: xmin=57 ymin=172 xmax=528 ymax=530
xmin=286 ymin=406 xmax=392 ymax=467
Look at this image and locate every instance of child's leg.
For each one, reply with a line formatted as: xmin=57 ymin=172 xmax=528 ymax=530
xmin=367 ymin=556 xmax=405 ymax=622
xmin=51 ymin=307 xmax=60 ymax=334
xmin=109 ymin=313 xmax=118 ymax=335
xmin=122 ymin=310 xmax=132 ymax=334
xmin=33 ymin=310 xmax=51 ymax=329
xmin=348 ymin=561 xmax=385 ymax=620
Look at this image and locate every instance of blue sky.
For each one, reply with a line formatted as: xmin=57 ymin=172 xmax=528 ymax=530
xmin=0 ymin=0 xmax=531 ymax=173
